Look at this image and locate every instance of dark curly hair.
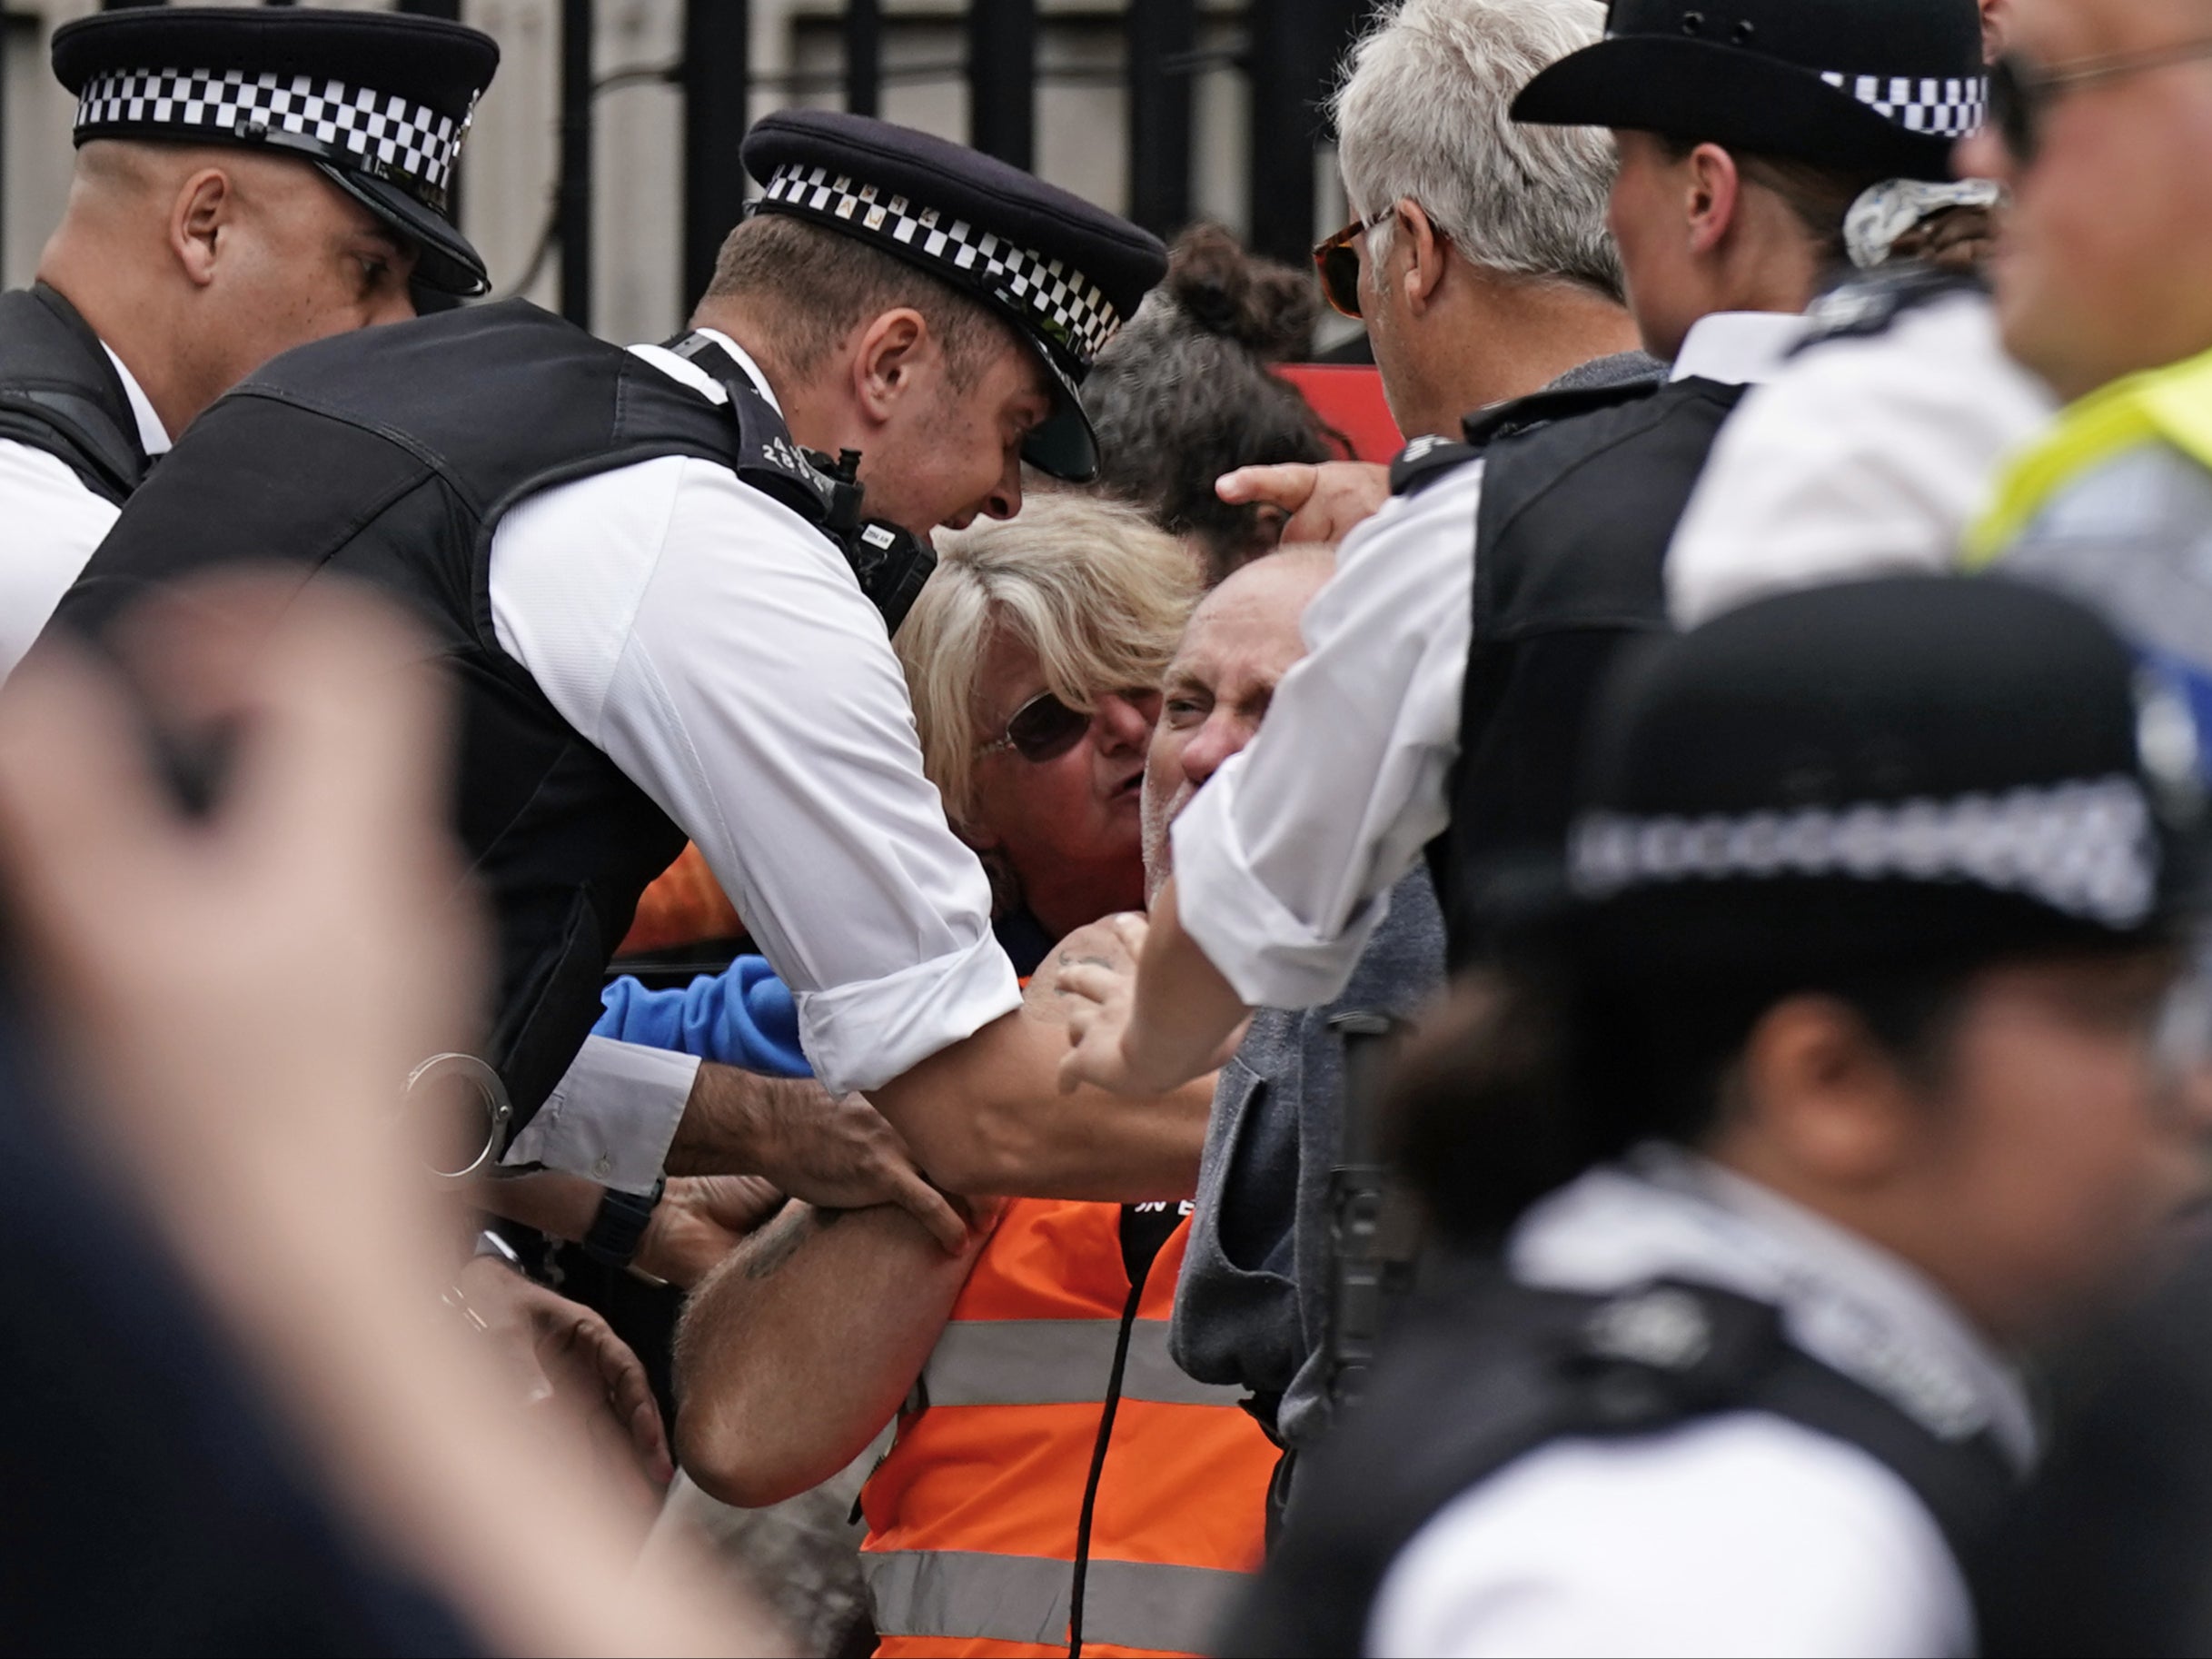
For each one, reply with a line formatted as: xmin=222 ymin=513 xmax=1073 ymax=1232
xmin=1084 ymin=224 xmax=1344 ymax=584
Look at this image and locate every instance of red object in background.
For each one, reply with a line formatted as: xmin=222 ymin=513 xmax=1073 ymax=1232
xmin=1277 ymin=363 xmax=1404 ymax=464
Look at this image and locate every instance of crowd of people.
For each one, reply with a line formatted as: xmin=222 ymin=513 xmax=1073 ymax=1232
xmin=12 ymin=0 xmax=2212 ymax=1653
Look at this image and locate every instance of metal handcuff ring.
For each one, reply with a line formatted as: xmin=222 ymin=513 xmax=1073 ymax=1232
xmin=402 ymin=1051 xmax=514 ymax=1184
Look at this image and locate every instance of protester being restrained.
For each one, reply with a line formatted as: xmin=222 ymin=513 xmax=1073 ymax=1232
xmin=675 ymin=498 xmax=1278 ymax=1659
xmin=50 ymin=111 xmax=1210 ymax=1216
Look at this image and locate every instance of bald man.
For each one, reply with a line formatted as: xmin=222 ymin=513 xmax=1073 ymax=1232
xmin=0 ymin=6 xmax=495 ymax=677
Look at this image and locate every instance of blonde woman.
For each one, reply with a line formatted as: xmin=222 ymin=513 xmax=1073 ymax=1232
xmin=900 ymin=489 xmax=1200 ymax=965
xmin=673 ymin=492 xmax=1280 ymax=1659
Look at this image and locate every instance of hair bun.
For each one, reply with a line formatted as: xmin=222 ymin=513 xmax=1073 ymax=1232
xmin=1163 ymin=223 xmax=1319 ymax=363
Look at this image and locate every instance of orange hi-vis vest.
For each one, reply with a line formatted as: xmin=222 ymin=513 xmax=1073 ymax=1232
xmin=859 ymin=1198 xmax=1276 ymax=1659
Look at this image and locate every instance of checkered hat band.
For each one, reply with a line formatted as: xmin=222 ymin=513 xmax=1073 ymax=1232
xmin=75 ymin=68 xmax=466 ymax=205
xmin=1569 ymin=775 xmax=2157 ymax=929
xmin=761 ymin=164 xmax=1123 ymax=368
xmin=1820 ymin=71 xmax=1988 ymax=138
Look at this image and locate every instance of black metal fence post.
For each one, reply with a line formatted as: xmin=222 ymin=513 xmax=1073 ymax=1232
xmin=1245 ymin=0 xmax=1366 ymax=265
xmin=967 ymin=0 xmax=1036 ymax=170
xmin=846 ymin=0 xmax=881 ymax=118
xmin=682 ymin=0 xmax=749 ymax=314
xmin=558 ymin=0 xmax=592 ymax=329
xmin=1126 ymin=0 xmax=1195 ymax=238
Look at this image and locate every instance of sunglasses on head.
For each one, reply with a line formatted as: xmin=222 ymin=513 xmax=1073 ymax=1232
xmin=977 ymin=690 xmax=1093 ymax=765
xmin=1989 ymin=37 xmax=2212 ymax=165
xmin=1312 ymin=214 xmax=1386 ymax=320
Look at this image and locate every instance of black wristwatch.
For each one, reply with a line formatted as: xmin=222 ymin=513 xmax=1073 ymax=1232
xmin=581 ymin=1176 xmax=666 ymax=1268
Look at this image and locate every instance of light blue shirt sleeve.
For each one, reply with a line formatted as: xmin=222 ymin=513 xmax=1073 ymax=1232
xmin=594 ymin=957 xmax=815 ymax=1078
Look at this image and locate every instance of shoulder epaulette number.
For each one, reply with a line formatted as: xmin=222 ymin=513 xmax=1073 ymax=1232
xmin=1389 ymin=433 xmax=1481 ymax=498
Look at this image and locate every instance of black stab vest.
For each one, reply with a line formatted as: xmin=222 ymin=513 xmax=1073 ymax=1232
xmin=1221 ymin=1272 xmax=2016 ymax=1657
xmin=54 ymin=299 xmax=858 ymax=1127
xmin=0 ymin=283 xmax=150 ymax=507
xmin=1399 ymin=376 xmax=1746 ymax=966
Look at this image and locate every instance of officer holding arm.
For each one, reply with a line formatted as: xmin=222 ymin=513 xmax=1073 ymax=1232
xmin=1055 ymin=0 xmax=1990 ymax=1098
xmin=0 ymin=5 xmax=496 ymax=679
xmin=49 ymin=113 xmax=1199 ymax=1211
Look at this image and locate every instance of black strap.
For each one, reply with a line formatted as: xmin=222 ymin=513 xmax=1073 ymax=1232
xmin=1321 ymin=1011 xmax=1421 ymax=1411
xmin=0 ymin=283 xmax=150 ymax=505
xmin=1460 ymin=375 xmax=1661 ymax=449
xmin=1548 ymin=1280 xmax=2017 ymax=1558
xmin=580 ymin=1175 xmax=665 ymax=1269
xmin=1222 ymin=1273 xmax=2016 ymax=1659
xmin=662 ymin=332 xmax=937 ymax=634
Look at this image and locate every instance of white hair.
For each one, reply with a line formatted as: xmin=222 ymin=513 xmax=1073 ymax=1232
xmin=1331 ymin=0 xmax=1623 ymax=299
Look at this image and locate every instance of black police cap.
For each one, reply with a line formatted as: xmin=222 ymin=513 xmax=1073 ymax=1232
xmin=1557 ymin=577 xmax=2211 ymax=983
xmin=1513 ymin=0 xmax=1986 ymax=180
xmin=52 ymin=6 xmax=498 ymax=296
xmin=741 ymin=108 xmax=1168 ymax=482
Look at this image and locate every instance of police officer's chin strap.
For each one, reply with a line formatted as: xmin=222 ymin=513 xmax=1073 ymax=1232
xmin=664 ymin=331 xmax=937 ymax=635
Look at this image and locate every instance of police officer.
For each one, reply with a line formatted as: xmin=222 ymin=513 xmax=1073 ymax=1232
xmin=1667 ymin=0 xmax=2055 ymax=627
xmin=52 ymin=112 xmax=1187 ymax=1209
xmin=1229 ymin=575 xmax=2212 ymax=1654
xmin=0 ymin=5 xmax=496 ymax=679
xmin=1056 ymin=0 xmax=1991 ymax=1095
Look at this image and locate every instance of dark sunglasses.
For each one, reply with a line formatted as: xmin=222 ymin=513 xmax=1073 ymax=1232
xmin=1990 ymin=37 xmax=2212 ymax=164
xmin=977 ymin=690 xmax=1093 ymax=765
xmin=1312 ymin=214 xmax=1385 ymax=320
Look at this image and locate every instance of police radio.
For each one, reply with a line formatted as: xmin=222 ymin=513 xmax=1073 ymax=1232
xmin=806 ymin=446 xmax=937 ymax=637
xmin=1324 ymin=1010 xmax=1423 ymax=1411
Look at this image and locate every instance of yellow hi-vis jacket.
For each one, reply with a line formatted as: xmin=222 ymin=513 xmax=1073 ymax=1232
xmin=1970 ymin=343 xmax=2212 ymax=563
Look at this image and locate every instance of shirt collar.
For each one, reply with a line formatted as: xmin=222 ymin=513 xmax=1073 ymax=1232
xmin=1667 ymin=310 xmax=1808 ymax=387
xmin=1509 ymin=1144 xmax=2039 ymax=1472
xmin=100 ymin=343 xmax=171 ymax=457
xmin=629 ymin=326 xmax=784 ymax=416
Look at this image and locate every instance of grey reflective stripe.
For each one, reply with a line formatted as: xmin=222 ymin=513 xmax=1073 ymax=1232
xmin=921 ymin=1317 xmax=1245 ymax=1408
xmin=865 ymin=1548 xmax=1253 ymax=1653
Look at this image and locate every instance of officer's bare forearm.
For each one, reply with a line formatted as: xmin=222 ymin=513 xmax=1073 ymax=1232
xmin=673 ymin=1201 xmax=986 ymax=1507
xmin=1122 ymin=879 xmax=1253 ymax=1094
xmin=663 ymin=1067 xmax=822 ymax=1177
xmin=867 ymin=1008 xmax=1209 ymax=1199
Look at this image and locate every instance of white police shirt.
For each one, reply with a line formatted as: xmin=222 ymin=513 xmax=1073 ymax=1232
xmin=1368 ymin=1147 xmax=2035 ymax=1658
xmin=0 ymin=343 xmax=170 ymax=680
xmin=491 ymin=332 xmax=1020 ymax=1190
xmin=1668 ymin=288 xmax=2053 ymax=628
xmin=1169 ymin=312 xmax=1805 ymax=1011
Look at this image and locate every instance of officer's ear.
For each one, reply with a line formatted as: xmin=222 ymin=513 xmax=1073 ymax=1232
xmin=1389 ymin=200 xmax=1451 ymax=316
xmin=1718 ymin=993 xmax=1923 ymax=1188
xmin=168 ymin=166 xmax=235 ymax=288
xmin=849 ymin=307 xmax=931 ymax=423
xmin=1681 ymin=143 xmax=1745 ymax=258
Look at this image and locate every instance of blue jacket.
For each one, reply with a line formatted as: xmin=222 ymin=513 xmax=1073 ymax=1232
xmin=593 ymin=956 xmax=812 ymax=1076
xmin=593 ymin=909 xmax=1056 ymax=1076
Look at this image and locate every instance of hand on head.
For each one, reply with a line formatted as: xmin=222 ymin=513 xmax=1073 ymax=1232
xmin=1216 ymin=461 xmax=1390 ymax=545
